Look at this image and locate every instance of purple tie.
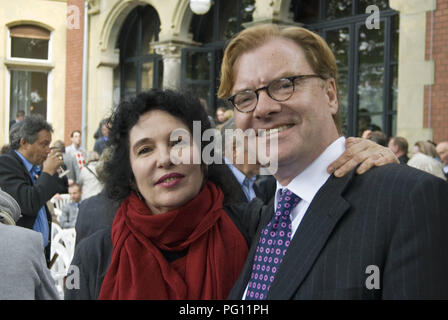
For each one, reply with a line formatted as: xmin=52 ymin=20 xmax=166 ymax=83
xmin=245 ymin=188 xmax=301 ymax=300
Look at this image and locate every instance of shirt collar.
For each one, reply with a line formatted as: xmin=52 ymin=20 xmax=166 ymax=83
xmin=443 ymin=164 xmax=448 ymax=174
xmin=275 ymin=136 xmax=346 ymax=205
xmin=224 ymin=157 xmax=256 ymax=186
xmin=14 ymin=150 xmax=35 ymax=173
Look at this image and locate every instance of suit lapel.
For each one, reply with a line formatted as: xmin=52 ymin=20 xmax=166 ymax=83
xmin=228 ymin=197 xmax=275 ymax=299
xmin=267 ymin=171 xmax=355 ymax=299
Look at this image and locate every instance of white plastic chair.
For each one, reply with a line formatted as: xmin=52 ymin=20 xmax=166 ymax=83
xmin=53 ymin=208 xmax=63 ymax=223
xmin=50 ymin=223 xmax=77 ymax=299
xmin=51 ymin=194 xmax=71 ymax=210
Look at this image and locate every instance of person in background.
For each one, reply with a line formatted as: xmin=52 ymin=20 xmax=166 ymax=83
xmin=407 ymin=140 xmax=446 ymax=180
xmin=388 ymin=136 xmax=409 ymax=164
xmin=435 ymin=141 xmax=448 ymax=178
xmin=60 ymin=183 xmax=82 ymax=229
xmin=78 ymin=151 xmax=103 ymax=201
xmin=74 ymin=147 xmax=118 ymax=245
xmin=221 ymin=121 xmax=275 ymax=204
xmin=0 ymin=115 xmax=68 ymax=266
xmin=65 ymin=130 xmax=86 ymax=174
xmin=52 ymin=140 xmax=78 ymax=185
xmin=367 ymin=130 xmax=387 ymax=147
xmin=9 ymin=110 xmax=25 ymax=130
xmin=0 ymin=187 xmax=60 ymax=300
xmin=199 ymin=97 xmax=216 ymax=128
xmin=94 ymin=121 xmax=110 ymax=156
xmin=413 ymin=140 xmax=439 ymax=158
xmin=215 ymin=107 xmax=227 ymax=125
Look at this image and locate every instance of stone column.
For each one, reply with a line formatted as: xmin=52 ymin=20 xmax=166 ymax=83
xmin=389 ymin=0 xmax=435 ymax=146
xmin=153 ymin=41 xmax=195 ymax=90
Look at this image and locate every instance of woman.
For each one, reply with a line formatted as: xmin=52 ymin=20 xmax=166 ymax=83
xmin=65 ymin=89 xmax=396 ymax=300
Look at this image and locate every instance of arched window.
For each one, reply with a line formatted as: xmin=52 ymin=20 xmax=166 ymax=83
xmin=8 ymin=24 xmax=51 ymax=123
xmin=117 ymin=5 xmax=163 ymax=101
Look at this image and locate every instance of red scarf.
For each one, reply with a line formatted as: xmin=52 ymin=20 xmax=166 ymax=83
xmin=98 ymin=181 xmax=248 ymax=300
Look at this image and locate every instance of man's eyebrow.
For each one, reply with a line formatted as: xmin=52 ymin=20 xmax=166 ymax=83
xmin=232 ymin=72 xmax=300 ymax=93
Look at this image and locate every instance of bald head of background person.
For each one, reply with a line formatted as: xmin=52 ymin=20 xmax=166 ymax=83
xmin=436 ymin=141 xmax=448 ymax=176
xmin=219 ymin=24 xmax=448 ymax=300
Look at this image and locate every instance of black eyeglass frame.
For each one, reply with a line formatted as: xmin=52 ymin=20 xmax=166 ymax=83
xmin=227 ymin=74 xmax=326 ymax=113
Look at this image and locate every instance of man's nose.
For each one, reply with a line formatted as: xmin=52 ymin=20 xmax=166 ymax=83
xmin=253 ymin=90 xmax=281 ymax=119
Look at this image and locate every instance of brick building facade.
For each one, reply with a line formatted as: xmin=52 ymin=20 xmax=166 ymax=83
xmin=425 ymin=0 xmax=448 ymax=143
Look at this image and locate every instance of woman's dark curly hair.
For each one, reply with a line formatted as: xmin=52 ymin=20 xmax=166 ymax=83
xmin=104 ymin=88 xmax=235 ymax=203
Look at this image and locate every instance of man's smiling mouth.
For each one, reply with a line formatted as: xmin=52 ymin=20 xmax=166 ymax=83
xmin=258 ymin=124 xmax=294 ymax=137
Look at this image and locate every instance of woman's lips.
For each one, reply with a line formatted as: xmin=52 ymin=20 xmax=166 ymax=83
xmin=156 ymin=173 xmax=185 ymax=188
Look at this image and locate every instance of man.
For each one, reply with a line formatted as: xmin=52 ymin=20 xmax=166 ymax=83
xmin=216 ymin=107 xmax=227 ymax=124
xmin=0 ymin=115 xmax=68 ymax=266
xmin=60 ymin=183 xmax=82 ymax=229
xmin=9 ymin=110 xmax=25 ymax=130
xmin=94 ymin=121 xmax=110 ymax=156
xmin=221 ymin=121 xmax=275 ymax=204
xmin=0 ymin=188 xmax=59 ymax=299
xmin=66 ymin=130 xmax=86 ymax=177
xmin=52 ymin=140 xmax=78 ymax=185
xmin=388 ymin=136 xmax=409 ymax=164
xmin=436 ymin=141 xmax=448 ymax=178
xmin=218 ymin=24 xmax=448 ymax=299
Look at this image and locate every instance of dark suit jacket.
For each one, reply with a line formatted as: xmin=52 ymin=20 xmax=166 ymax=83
xmin=0 ymin=150 xmax=68 ymax=263
xmin=75 ymin=190 xmax=120 ymax=245
xmin=228 ymin=164 xmax=448 ymax=299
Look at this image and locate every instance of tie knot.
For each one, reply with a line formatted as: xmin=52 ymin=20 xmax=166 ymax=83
xmin=31 ymin=166 xmax=41 ymax=176
xmin=276 ymin=189 xmax=301 ymax=214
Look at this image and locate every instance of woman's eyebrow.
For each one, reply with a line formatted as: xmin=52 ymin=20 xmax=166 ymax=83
xmin=132 ymin=137 xmax=152 ymax=153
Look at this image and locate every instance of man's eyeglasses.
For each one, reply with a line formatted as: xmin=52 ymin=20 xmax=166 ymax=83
xmin=227 ymin=74 xmax=325 ymax=113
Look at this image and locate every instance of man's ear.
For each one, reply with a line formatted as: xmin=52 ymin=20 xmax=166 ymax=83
xmin=19 ymin=138 xmax=28 ymax=149
xmin=326 ymin=78 xmax=339 ymax=115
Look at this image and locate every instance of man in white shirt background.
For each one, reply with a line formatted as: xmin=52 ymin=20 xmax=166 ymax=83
xmin=65 ymin=130 xmax=86 ymax=179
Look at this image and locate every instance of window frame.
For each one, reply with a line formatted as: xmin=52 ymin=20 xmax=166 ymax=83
xmin=301 ymin=3 xmax=398 ymax=137
xmin=7 ymin=26 xmax=52 ymax=63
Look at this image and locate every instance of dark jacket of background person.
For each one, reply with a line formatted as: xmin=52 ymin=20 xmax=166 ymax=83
xmin=0 ymin=150 xmax=68 ymax=264
xmin=74 ymin=189 xmax=119 ymax=245
xmin=0 ymin=188 xmax=59 ymax=300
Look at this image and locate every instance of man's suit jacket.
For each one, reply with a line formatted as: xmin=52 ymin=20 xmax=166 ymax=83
xmin=0 ymin=150 xmax=68 ymax=263
xmin=228 ymin=164 xmax=448 ymax=299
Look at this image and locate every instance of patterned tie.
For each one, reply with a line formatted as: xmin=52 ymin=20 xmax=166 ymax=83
xmin=245 ymin=188 xmax=301 ymax=300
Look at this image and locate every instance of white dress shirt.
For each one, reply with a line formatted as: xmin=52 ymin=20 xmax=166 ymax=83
xmin=242 ymin=136 xmax=346 ymax=299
